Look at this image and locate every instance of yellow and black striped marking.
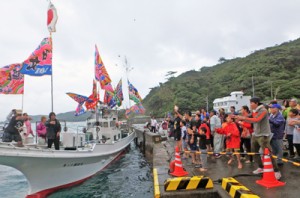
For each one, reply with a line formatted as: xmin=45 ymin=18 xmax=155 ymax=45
xmin=164 ymin=176 xmax=213 ymax=191
xmin=153 ymin=168 xmax=160 ymax=198
xmin=222 ymin=177 xmax=260 ymax=198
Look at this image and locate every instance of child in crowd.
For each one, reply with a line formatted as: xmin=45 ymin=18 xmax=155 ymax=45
xmin=23 ymin=113 xmax=34 ymax=137
xmin=216 ymin=115 xmax=242 ymax=169
xmin=198 ymin=127 xmax=208 ymax=171
xmin=180 ymin=120 xmax=189 ymax=159
xmin=285 ymin=109 xmax=299 ymax=158
xmin=200 ymin=117 xmax=212 ymax=152
xmin=290 ymin=112 xmax=300 ymax=158
xmin=188 ymin=125 xmax=198 ymax=164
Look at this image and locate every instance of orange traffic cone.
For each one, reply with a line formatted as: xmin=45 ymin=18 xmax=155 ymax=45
xmin=256 ymin=148 xmax=285 ymax=188
xmin=170 ymin=146 xmax=189 ymax=177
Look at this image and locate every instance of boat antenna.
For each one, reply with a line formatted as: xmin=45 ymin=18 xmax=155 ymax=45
xmin=124 ymin=56 xmax=133 ymax=109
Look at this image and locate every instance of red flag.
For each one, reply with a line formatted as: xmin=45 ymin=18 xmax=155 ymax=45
xmin=47 ymin=2 xmax=58 ymax=32
xmin=85 ymin=80 xmax=99 ymax=110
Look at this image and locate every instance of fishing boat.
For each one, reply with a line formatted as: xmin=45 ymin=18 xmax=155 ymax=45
xmin=0 ymin=97 xmax=135 ymax=198
xmin=0 ymin=126 xmax=135 ymax=198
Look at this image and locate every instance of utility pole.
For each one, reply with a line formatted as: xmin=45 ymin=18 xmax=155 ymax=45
xmin=271 ymin=81 xmax=273 ymax=100
xmin=252 ymin=75 xmax=255 ymax=97
xmin=206 ymin=95 xmax=209 ymax=112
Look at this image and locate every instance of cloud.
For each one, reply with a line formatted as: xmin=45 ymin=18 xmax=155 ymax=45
xmin=1 ymin=0 xmax=300 ymax=120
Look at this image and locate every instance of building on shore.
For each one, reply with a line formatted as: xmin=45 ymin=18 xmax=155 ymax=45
xmin=213 ymin=91 xmax=251 ymax=113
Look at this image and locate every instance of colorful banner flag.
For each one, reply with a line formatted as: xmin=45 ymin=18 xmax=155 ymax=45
xmin=0 ymin=63 xmax=24 ymax=94
xmin=47 ymin=2 xmax=58 ymax=33
xmin=102 ymin=82 xmax=114 ymax=93
xmin=21 ymin=37 xmax=52 ymax=76
xmin=125 ymin=108 xmax=133 ymax=118
xmin=128 ymin=80 xmax=142 ymax=103
xmin=75 ymin=103 xmax=86 ymax=116
xmin=136 ymin=103 xmax=146 ymax=114
xmin=114 ymin=79 xmax=123 ymax=107
xmin=66 ymin=92 xmax=92 ymax=105
xmin=85 ymin=80 xmax=99 ymax=110
xmin=95 ymin=45 xmax=112 ymax=89
xmin=125 ymin=103 xmax=146 ymax=118
xmin=104 ymin=90 xmax=116 ymax=108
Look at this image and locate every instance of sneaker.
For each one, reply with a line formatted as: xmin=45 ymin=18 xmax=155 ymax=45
xmin=253 ymin=168 xmax=264 ymax=174
xmin=277 ymin=162 xmax=284 ymax=166
xmin=195 ymin=164 xmax=202 ymax=168
xmin=275 ymin=171 xmax=282 ymax=180
xmin=215 ymin=154 xmax=222 ymax=159
xmin=245 ymin=160 xmax=252 ymax=164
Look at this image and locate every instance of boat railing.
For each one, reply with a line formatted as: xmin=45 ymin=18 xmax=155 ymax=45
xmin=34 ymin=120 xmax=68 ymax=144
xmin=0 ymin=139 xmax=96 ymax=152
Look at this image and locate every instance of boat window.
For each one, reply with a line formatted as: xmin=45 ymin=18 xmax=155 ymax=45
xmin=103 ymin=122 xmax=108 ymax=128
xmin=110 ymin=121 xmax=116 ymax=127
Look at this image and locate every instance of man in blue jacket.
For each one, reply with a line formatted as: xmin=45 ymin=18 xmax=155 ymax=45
xmin=269 ymin=104 xmax=285 ymax=166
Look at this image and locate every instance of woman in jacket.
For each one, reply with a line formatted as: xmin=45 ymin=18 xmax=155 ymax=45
xmin=45 ymin=112 xmax=61 ymax=150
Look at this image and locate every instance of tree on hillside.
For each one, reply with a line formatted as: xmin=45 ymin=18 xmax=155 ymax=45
xmin=218 ymin=57 xmax=228 ymax=63
xmin=165 ymin=71 xmax=177 ymax=80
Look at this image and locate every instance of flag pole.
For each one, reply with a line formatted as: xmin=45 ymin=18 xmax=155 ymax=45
xmin=50 ymin=32 xmax=54 ymax=112
xmin=22 ymin=75 xmax=25 ymax=112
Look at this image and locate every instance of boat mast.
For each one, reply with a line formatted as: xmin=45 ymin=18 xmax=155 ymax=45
xmin=123 ymin=56 xmax=133 ymax=109
xmin=50 ymin=32 xmax=54 ymax=112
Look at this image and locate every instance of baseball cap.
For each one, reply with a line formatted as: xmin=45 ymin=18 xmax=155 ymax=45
xmin=16 ymin=109 xmax=22 ymax=115
xmin=269 ymin=103 xmax=282 ymax=109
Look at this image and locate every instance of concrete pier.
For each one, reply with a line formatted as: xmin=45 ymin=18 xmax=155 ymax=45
xmin=133 ymin=124 xmax=300 ymax=198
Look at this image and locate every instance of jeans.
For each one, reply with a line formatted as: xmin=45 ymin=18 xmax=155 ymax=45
xmin=286 ymin=134 xmax=295 ymax=156
xmin=200 ymin=149 xmax=208 ymax=168
xmin=251 ymin=136 xmax=279 ymax=172
xmin=270 ymin=138 xmax=283 ymax=164
xmin=213 ymin=133 xmax=224 ymax=153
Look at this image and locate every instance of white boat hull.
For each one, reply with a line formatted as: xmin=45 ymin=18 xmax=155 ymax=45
xmin=0 ymin=131 xmax=135 ymax=197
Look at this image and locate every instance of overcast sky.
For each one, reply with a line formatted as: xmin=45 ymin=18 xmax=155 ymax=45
xmin=1 ymin=0 xmax=300 ymax=121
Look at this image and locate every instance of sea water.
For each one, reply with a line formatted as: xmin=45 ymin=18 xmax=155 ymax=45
xmin=0 ymin=122 xmax=153 ymax=198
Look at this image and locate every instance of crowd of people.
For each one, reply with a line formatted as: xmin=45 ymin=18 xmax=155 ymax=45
xmin=1 ymin=110 xmax=61 ymax=150
xmin=163 ymin=97 xmax=300 ymax=180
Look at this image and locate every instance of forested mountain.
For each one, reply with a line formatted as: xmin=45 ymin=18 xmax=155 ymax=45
xmin=143 ymin=38 xmax=300 ymax=117
xmin=29 ymin=111 xmax=93 ymax=123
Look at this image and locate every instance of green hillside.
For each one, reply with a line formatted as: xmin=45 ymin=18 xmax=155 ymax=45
xmin=143 ymin=38 xmax=300 ymax=117
xmin=29 ymin=111 xmax=93 ymax=123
